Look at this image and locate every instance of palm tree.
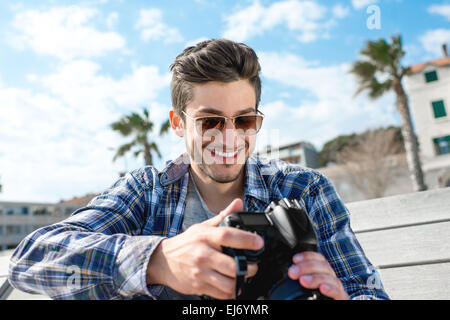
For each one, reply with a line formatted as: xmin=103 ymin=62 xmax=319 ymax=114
xmin=111 ymin=107 xmax=170 ymax=166
xmin=350 ymin=35 xmax=427 ymax=192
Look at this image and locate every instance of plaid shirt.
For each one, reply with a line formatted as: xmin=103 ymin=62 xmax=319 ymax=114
xmin=9 ymin=153 xmax=389 ymax=300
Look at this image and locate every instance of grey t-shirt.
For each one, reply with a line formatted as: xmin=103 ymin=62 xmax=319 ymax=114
xmin=157 ymin=172 xmax=221 ymax=300
xmin=181 ymin=173 xmax=218 ymax=231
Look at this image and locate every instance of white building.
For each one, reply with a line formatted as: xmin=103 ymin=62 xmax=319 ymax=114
xmin=256 ymin=141 xmax=319 ymax=169
xmin=0 ymin=194 xmax=96 ymax=251
xmin=404 ymin=47 xmax=450 ymax=179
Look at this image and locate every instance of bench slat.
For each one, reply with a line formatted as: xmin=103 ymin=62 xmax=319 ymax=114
xmin=356 ymin=221 xmax=450 ymax=268
xmin=0 ymin=256 xmax=10 ymax=278
xmin=379 ymin=262 xmax=450 ymax=300
xmin=7 ymin=288 xmax=51 ymax=300
xmin=347 ymin=187 xmax=450 ymax=232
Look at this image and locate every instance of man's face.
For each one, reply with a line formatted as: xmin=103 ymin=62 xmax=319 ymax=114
xmin=178 ymin=79 xmax=259 ymax=183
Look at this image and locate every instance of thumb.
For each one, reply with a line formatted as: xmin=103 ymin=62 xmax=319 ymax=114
xmin=202 ymin=198 xmax=244 ymax=227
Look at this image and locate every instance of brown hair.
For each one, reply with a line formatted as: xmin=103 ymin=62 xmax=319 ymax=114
xmin=170 ymin=39 xmax=261 ymax=118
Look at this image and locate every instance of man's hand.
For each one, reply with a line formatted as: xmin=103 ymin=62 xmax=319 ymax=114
xmin=288 ymin=251 xmax=349 ymax=300
xmin=146 ymin=198 xmax=264 ymax=299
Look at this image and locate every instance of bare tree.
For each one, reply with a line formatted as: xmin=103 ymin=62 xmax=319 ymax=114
xmin=336 ymin=128 xmax=406 ymax=199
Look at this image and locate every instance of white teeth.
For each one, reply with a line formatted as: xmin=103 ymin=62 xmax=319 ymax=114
xmin=214 ymin=150 xmax=238 ymax=158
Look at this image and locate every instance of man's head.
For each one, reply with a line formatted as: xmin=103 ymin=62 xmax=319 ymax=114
xmin=169 ymin=39 xmax=263 ymax=184
xmin=170 ymin=39 xmax=261 ymax=117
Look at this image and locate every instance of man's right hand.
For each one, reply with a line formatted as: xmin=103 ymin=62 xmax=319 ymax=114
xmin=146 ymin=198 xmax=264 ymax=299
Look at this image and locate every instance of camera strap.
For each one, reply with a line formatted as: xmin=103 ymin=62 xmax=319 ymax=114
xmin=234 ymin=255 xmax=248 ymax=299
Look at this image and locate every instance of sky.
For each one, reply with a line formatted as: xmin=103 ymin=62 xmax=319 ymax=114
xmin=0 ymin=0 xmax=449 ymax=203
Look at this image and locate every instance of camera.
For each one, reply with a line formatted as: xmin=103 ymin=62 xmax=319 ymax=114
xmin=222 ymin=198 xmax=328 ymax=300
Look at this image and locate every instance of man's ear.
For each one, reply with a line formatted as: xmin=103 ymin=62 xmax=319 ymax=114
xmin=169 ymin=108 xmax=184 ymax=138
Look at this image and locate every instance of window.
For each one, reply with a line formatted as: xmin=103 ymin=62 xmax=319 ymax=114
xmin=433 ymin=136 xmax=450 ymax=155
xmin=432 ymin=100 xmax=447 ymax=119
xmin=425 ymin=70 xmax=438 ymax=83
xmin=33 ymin=207 xmax=49 ymax=215
xmin=6 ymin=225 xmax=21 ymax=235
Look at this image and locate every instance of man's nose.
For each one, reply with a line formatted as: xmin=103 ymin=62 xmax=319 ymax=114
xmin=222 ymin=119 xmax=240 ymax=147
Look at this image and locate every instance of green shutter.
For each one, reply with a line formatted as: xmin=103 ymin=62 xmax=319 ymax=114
xmin=425 ymin=71 xmax=438 ymax=83
xmin=433 ymin=136 xmax=450 ymax=155
xmin=432 ymin=100 xmax=447 ymax=118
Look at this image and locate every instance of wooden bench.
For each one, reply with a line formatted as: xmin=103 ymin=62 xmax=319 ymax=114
xmin=1 ymin=187 xmax=449 ymax=300
xmin=347 ymin=187 xmax=450 ymax=300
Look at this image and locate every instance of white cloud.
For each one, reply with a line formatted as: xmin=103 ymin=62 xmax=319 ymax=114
xmin=40 ymin=60 xmax=171 ymax=113
xmin=352 ymin=0 xmax=379 ymax=10
xmin=222 ymin=0 xmax=332 ymax=43
xmin=0 ymin=86 xmax=120 ymax=202
xmin=135 ymin=9 xmax=183 ymax=43
xmin=256 ymin=51 xmax=398 ymax=149
xmin=332 ymin=4 xmax=350 ymax=19
xmin=185 ymin=37 xmax=210 ymax=48
xmin=428 ymin=4 xmax=450 ymax=21
xmin=419 ymin=29 xmax=450 ymax=57
xmin=106 ymin=12 xmax=119 ymax=29
xmin=0 ymin=59 xmax=172 ymax=203
xmin=9 ymin=6 xmax=126 ymax=61
xmin=258 ymin=51 xmax=354 ymax=100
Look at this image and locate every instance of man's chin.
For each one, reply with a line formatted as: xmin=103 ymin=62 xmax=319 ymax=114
xmin=200 ymin=162 xmax=245 ymax=184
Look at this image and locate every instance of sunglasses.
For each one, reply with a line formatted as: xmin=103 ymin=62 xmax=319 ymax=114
xmin=182 ymin=110 xmax=264 ymax=137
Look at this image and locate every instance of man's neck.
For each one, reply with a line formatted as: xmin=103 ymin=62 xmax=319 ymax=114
xmin=189 ymin=165 xmax=245 ymax=214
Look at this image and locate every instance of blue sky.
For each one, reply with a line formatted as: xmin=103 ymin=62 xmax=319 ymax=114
xmin=0 ymin=0 xmax=449 ymax=203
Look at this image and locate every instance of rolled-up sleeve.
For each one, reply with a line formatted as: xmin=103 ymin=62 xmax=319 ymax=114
xmin=8 ymin=168 xmax=165 ymax=299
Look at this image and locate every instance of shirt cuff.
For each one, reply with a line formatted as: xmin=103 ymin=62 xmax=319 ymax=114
xmin=114 ymin=235 xmax=167 ymax=299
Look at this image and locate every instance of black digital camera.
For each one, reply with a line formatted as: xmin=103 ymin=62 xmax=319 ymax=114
xmin=222 ymin=198 xmax=328 ymax=300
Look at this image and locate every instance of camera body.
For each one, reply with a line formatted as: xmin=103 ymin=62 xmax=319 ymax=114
xmin=222 ymin=198 xmax=327 ymax=300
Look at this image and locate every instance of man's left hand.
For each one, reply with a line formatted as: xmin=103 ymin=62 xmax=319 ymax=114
xmin=288 ymin=251 xmax=349 ymax=300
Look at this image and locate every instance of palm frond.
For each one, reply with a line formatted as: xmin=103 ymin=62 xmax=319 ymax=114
xmin=110 ymin=107 xmax=163 ymax=166
xmin=350 ymin=35 xmax=406 ymax=99
xmin=134 ymin=149 xmax=143 ymax=158
xmin=350 ymin=60 xmax=377 ymax=81
xmin=112 ymin=140 xmax=138 ymax=162
xmin=159 ymin=119 xmax=171 ymax=135
xmin=150 ymin=142 xmax=162 ymax=159
xmin=368 ymin=79 xmax=393 ymax=100
xmin=111 ymin=118 xmax=133 ymax=136
xmin=360 ymin=38 xmax=392 ymax=71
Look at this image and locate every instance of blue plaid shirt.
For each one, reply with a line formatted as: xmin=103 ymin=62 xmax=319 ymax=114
xmin=9 ymin=153 xmax=389 ymax=300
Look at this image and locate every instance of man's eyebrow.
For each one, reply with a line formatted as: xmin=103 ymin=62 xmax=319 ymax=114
xmin=195 ymin=107 xmax=256 ymax=116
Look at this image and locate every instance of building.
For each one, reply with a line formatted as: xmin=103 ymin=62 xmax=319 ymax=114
xmin=404 ymin=44 xmax=450 ymax=185
xmin=0 ymin=194 xmax=97 ymax=251
xmin=256 ymin=141 xmax=319 ymax=169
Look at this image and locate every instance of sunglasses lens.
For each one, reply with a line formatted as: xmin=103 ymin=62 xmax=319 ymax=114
xmin=199 ymin=117 xmax=225 ymax=134
xmin=234 ymin=115 xmax=263 ymax=134
xmin=196 ymin=114 xmax=263 ymax=136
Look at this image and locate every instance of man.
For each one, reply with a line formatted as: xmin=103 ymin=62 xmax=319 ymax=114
xmin=9 ymin=39 xmax=389 ymax=300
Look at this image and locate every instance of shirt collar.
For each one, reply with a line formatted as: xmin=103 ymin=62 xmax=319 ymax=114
xmin=159 ymin=153 xmax=271 ymax=205
xmin=159 ymin=153 xmax=190 ymax=186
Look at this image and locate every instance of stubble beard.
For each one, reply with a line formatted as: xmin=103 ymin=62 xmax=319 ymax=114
xmin=188 ymin=139 xmax=249 ymax=184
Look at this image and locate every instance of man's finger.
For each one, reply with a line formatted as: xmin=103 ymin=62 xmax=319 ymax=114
xmin=292 ymin=251 xmax=326 ymax=264
xmin=209 ymin=227 xmax=264 ymax=251
xmin=202 ymin=198 xmax=244 ymax=227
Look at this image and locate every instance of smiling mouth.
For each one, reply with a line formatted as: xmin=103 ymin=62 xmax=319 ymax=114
xmin=207 ymin=147 xmax=245 ymax=161
xmin=213 ymin=150 xmax=238 ymax=157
